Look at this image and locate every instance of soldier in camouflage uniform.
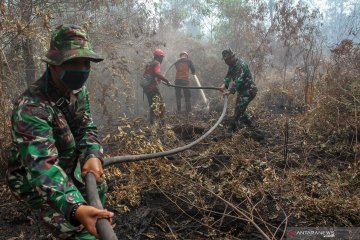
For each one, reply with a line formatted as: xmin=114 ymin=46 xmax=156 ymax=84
xmin=220 ymin=49 xmax=257 ymax=131
xmin=6 ymin=24 xmax=113 ymax=239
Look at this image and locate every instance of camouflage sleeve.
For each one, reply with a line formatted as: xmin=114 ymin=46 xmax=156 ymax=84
xmin=11 ymin=103 xmax=86 ymax=216
xmin=224 ymin=77 xmax=231 ymax=88
xmin=234 ymin=75 xmax=245 ymax=88
xmin=234 ymin=61 xmax=251 ymax=89
xmin=242 ymin=61 xmax=253 ymax=82
xmin=224 ymin=67 xmax=232 ymax=87
xmin=73 ymin=87 xmax=104 ymax=166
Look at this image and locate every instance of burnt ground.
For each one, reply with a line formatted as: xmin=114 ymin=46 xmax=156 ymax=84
xmin=0 ymin=114 xmax=267 ymax=240
xmin=0 ymin=122 xmax=266 ymax=240
xmin=0 ymin=178 xmax=259 ymax=240
xmin=1 ymin=107 xmax=359 ymax=240
xmin=0 ymin=177 xmax=269 ymax=240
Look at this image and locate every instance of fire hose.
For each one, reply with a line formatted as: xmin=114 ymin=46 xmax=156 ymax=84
xmin=85 ymin=85 xmax=227 ymax=239
xmin=104 ymin=92 xmax=226 ymax=166
xmin=86 ymin=172 xmax=118 ymax=240
xmin=165 ymin=82 xmax=221 ymax=90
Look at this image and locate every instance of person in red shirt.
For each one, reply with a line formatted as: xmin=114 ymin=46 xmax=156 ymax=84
xmin=174 ymin=51 xmax=196 ymax=113
xmin=142 ymin=49 xmax=170 ymax=124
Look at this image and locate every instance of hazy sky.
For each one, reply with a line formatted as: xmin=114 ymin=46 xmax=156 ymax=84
xmin=310 ymin=0 xmax=359 ymax=14
xmin=313 ymin=0 xmax=329 ymax=12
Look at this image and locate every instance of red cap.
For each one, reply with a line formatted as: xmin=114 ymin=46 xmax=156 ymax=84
xmin=153 ymin=49 xmax=165 ymax=57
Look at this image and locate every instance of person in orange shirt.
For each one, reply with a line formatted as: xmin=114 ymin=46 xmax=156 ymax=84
xmin=174 ymin=51 xmax=196 ymax=113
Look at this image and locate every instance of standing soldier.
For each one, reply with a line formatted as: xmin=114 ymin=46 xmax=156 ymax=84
xmin=174 ymin=51 xmax=196 ymax=113
xmin=220 ymin=49 xmax=257 ymax=131
xmin=7 ymin=24 xmax=113 ymax=239
xmin=141 ymin=49 xmax=170 ymax=124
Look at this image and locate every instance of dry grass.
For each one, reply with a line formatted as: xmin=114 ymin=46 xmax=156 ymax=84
xmin=100 ymin=42 xmax=360 ymax=239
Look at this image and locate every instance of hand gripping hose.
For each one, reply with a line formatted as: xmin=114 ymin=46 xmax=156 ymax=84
xmin=85 ymin=172 xmax=118 ymax=240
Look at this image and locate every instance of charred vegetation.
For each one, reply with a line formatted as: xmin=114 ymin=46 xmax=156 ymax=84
xmin=0 ymin=0 xmax=359 ymax=239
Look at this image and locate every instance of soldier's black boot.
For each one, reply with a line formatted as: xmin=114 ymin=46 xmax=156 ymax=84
xmin=228 ymin=120 xmax=237 ymax=132
xmin=243 ymin=117 xmax=255 ymax=128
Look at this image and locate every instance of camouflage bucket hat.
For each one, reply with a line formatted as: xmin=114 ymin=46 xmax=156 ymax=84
xmin=42 ymin=24 xmax=103 ymax=66
xmin=222 ymin=48 xmax=235 ymax=60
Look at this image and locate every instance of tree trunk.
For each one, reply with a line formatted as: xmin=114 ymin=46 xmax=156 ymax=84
xmin=0 ymin=50 xmax=3 ymax=85
xmin=22 ymin=38 xmax=36 ymax=86
xmin=20 ymin=0 xmax=36 ymax=86
xmin=269 ymin=0 xmax=274 ymax=22
xmin=283 ymin=46 xmax=290 ymax=89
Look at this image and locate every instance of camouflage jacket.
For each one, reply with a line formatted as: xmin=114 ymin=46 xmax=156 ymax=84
xmin=224 ymin=57 xmax=256 ymax=95
xmin=7 ymin=72 xmax=104 ymax=217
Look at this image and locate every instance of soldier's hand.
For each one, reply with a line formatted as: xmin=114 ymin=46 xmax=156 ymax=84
xmin=220 ymin=83 xmax=227 ymax=92
xmin=82 ymin=158 xmax=104 ymax=182
xmin=220 ymin=84 xmax=229 ymax=95
xmin=223 ymin=90 xmax=230 ymax=96
xmin=75 ymin=205 xmax=114 ymax=238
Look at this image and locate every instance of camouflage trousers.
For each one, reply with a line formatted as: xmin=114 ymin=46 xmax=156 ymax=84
xmin=7 ymin=167 xmax=107 ymax=240
xmin=232 ymin=86 xmax=257 ymax=130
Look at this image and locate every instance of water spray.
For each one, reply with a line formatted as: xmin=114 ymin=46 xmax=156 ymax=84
xmin=193 ymin=74 xmax=210 ymax=110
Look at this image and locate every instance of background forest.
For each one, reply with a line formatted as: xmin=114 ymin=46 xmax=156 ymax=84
xmin=0 ymin=0 xmax=359 ymax=239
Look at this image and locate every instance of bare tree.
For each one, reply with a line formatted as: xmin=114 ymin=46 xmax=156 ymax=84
xmin=272 ymin=0 xmax=320 ymax=87
xmin=20 ymin=0 xmax=36 ymax=86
